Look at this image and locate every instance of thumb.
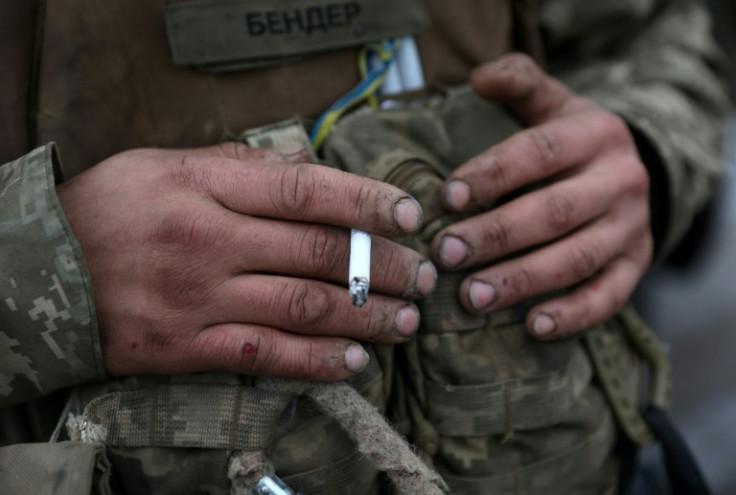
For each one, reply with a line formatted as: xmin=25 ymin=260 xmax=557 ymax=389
xmin=471 ymin=52 xmax=575 ymax=126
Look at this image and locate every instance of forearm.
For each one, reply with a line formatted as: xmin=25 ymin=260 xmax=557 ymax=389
xmin=0 ymin=144 xmax=104 ymax=408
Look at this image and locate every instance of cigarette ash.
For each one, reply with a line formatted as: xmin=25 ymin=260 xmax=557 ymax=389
xmin=349 ymin=277 xmax=369 ymax=307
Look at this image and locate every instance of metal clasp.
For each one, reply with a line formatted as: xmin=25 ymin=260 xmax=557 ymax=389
xmin=250 ymin=474 xmax=300 ymax=495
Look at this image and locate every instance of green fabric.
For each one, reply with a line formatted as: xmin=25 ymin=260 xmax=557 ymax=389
xmin=423 ymin=345 xmax=593 ymax=436
xmin=0 ymin=144 xmax=102 ymax=409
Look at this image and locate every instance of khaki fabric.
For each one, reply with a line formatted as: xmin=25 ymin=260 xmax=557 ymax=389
xmin=0 ymin=145 xmax=102 ymax=409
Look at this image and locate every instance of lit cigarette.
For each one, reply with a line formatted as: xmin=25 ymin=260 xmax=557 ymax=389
xmin=349 ymin=229 xmax=371 ymax=307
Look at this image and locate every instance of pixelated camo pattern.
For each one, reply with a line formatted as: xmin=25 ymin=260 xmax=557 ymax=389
xmin=322 ymin=84 xmax=635 ymax=494
xmin=0 ymin=144 xmax=102 ymax=408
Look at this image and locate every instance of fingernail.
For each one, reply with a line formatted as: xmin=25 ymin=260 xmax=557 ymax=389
xmin=279 ymin=145 xmax=305 ymax=155
xmin=279 ymin=147 xmax=312 ymax=163
xmin=486 ymin=60 xmax=510 ymax=72
xmin=416 ymin=261 xmax=438 ymax=296
xmin=445 ymin=180 xmax=471 ymax=211
xmin=469 ymin=281 xmax=496 ymax=311
xmin=394 ymin=198 xmax=423 ymax=233
xmin=439 ymin=235 xmax=470 ymax=268
xmin=533 ymin=313 xmax=556 ymax=337
xmin=345 ymin=344 xmax=370 ymax=373
xmin=395 ymin=306 xmax=420 ymax=337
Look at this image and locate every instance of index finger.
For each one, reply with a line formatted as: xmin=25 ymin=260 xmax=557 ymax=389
xmin=180 ymin=154 xmax=424 ymax=237
xmin=442 ymin=110 xmax=621 ymax=210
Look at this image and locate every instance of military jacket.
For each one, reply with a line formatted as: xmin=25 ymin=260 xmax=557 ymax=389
xmin=0 ymin=0 xmax=730 ymax=493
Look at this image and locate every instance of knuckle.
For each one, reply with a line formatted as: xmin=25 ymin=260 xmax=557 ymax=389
xmin=480 ymin=218 xmax=512 ymax=254
xmin=216 ymin=141 xmax=251 ymax=160
xmin=544 ymin=191 xmax=577 ymax=233
xmin=478 ymin=155 xmax=510 ymax=196
xmin=623 ymin=159 xmax=650 ymax=197
xmin=382 ymin=248 xmax=409 ymax=292
xmin=297 ymin=227 xmax=346 ymax=275
xmin=150 ymin=212 xmax=224 ymax=306
xmin=361 ymin=307 xmax=385 ymax=342
xmin=506 ymin=53 xmax=538 ymax=84
xmin=509 ymin=267 xmax=535 ymax=296
xmin=568 ymin=239 xmax=604 ymax=281
xmin=152 ymin=209 xmax=225 ymax=252
xmin=143 ymin=327 xmax=178 ymax=353
xmin=239 ymin=329 xmax=288 ymax=377
xmin=528 ymin=128 xmax=562 ymax=167
xmin=506 ymin=52 xmax=537 ymax=71
xmin=598 ymin=112 xmax=629 ymax=142
xmin=304 ymin=340 xmax=330 ymax=377
xmin=153 ymin=263 xmax=217 ymax=308
xmin=236 ymin=332 xmax=265 ymax=374
xmin=173 ymin=159 xmax=214 ymax=194
xmin=277 ymin=164 xmax=317 ymax=213
xmin=352 ymin=181 xmax=380 ymax=224
xmin=285 ymin=283 xmax=333 ymax=329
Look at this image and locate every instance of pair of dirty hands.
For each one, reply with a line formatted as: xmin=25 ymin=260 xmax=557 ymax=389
xmin=58 ymin=54 xmax=652 ymax=381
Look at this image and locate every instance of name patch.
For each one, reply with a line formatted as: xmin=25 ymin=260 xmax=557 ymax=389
xmin=164 ymin=0 xmax=429 ymax=70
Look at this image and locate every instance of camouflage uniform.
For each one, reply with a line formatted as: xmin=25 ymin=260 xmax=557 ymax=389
xmin=0 ymin=0 xmax=729 ymax=493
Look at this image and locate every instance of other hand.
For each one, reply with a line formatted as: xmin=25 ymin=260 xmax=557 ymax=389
xmin=431 ymin=53 xmax=653 ymax=339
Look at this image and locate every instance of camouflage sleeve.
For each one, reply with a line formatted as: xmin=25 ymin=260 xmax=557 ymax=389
xmin=536 ymin=0 xmax=732 ymax=259
xmin=0 ymin=144 xmax=104 ymax=408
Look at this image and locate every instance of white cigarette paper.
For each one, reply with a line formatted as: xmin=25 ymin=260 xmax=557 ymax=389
xmin=349 ymin=229 xmax=371 ymax=307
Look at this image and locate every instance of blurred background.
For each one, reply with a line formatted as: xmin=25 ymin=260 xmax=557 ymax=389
xmin=632 ymin=0 xmax=736 ymax=492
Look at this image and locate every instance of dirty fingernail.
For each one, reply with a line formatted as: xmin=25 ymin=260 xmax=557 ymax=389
xmin=440 ymin=235 xmax=470 ymax=268
xmin=469 ymin=281 xmax=496 ymax=311
xmin=395 ymin=306 xmax=420 ymax=337
xmin=394 ymin=198 xmax=423 ymax=233
xmin=345 ymin=344 xmax=370 ymax=373
xmin=445 ymin=180 xmax=471 ymax=211
xmin=279 ymin=147 xmax=312 ymax=163
xmin=533 ymin=313 xmax=556 ymax=337
xmin=416 ymin=261 xmax=438 ymax=296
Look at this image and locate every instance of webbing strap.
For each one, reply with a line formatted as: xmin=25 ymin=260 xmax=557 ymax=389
xmin=440 ymin=410 xmax=615 ymax=494
xmin=425 ymin=347 xmax=592 ymax=436
xmin=81 ymin=346 xmax=384 ymax=450
xmin=583 ymin=306 xmax=667 ymax=447
xmin=83 ymin=384 xmax=294 ymax=450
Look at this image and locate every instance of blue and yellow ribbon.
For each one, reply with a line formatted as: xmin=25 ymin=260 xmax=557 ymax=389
xmin=309 ymin=38 xmax=401 ymax=151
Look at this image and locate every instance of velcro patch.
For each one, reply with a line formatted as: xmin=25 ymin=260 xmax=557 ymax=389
xmin=164 ymin=0 xmax=429 ymax=70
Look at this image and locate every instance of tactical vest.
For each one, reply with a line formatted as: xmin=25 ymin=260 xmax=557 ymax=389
xmin=2 ymin=1 xmax=670 ymax=494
